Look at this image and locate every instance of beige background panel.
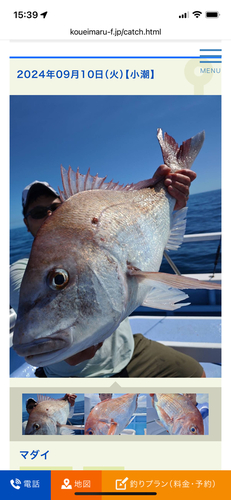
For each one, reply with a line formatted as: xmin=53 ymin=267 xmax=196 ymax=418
xmin=10 ymin=378 xmax=221 ymax=389
xmin=10 ymin=441 xmax=221 ymax=470
xmin=10 ymin=59 xmax=221 ymax=95
xmin=11 ymin=387 xmax=220 ymax=441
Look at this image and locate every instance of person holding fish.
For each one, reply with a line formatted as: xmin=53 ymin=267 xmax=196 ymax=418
xmin=11 ymin=131 xmax=212 ymax=379
xmin=22 ymin=393 xmax=76 ymax=434
xmin=99 ymin=393 xmax=113 ymax=401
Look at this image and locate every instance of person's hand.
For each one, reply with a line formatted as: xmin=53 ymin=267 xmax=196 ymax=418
xmin=153 ymin=165 xmax=197 ymax=210
xmin=62 ymin=394 xmax=77 ymax=406
xmin=64 ymin=342 xmax=103 ymax=366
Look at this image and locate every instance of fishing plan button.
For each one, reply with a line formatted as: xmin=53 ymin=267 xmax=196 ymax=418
xmin=115 ymin=478 xmax=129 ymax=490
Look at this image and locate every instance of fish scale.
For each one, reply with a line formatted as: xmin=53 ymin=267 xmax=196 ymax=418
xmin=85 ymin=394 xmax=138 ymax=435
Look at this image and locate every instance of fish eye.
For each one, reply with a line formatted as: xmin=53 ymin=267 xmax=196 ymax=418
xmin=87 ymin=429 xmax=94 ymax=435
xmin=190 ymin=426 xmax=196 ymax=433
xmin=47 ymin=269 xmax=69 ymax=291
xmin=33 ymin=423 xmax=40 ymax=430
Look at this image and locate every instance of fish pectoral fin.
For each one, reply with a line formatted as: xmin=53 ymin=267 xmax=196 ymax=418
xmin=156 ymin=420 xmax=167 ymax=429
xmin=165 ymin=208 xmax=188 ymax=251
xmin=107 ymin=419 xmax=118 ymax=435
xmin=156 ymin=406 xmax=174 ymax=428
xmin=57 ymin=423 xmax=80 ymax=431
xmin=56 ymin=422 xmax=78 ymax=429
xmin=156 ymin=421 xmax=169 ymax=434
xmin=127 ymin=268 xmax=221 ymax=291
xmin=141 ymin=286 xmax=190 ymax=311
xmin=68 ymin=406 xmax=75 ymax=419
xmin=58 ymin=425 xmax=75 ymax=435
xmin=96 ymin=417 xmax=118 ymax=434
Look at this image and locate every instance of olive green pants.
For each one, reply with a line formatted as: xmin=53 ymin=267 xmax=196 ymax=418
xmin=112 ymin=334 xmax=204 ymax=378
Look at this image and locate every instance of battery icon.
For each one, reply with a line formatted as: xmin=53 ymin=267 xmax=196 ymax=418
xmin=206 ymin=12 xmax=220 ymax=18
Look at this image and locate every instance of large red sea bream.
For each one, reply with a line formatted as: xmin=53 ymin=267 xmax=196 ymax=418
xmin=13 ymin=129 xmax=221 ymax=366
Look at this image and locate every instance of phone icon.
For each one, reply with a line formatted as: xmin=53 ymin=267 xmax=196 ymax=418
xmin=10 ymin=479 xmax=21 ymax=490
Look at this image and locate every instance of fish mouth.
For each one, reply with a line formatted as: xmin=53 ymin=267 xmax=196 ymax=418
xmin=13 ymin=331 xmax=71 ymax=358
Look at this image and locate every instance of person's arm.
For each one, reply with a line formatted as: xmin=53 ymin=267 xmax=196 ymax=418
xmin=10 ymin=258 xmax=29 ymax=313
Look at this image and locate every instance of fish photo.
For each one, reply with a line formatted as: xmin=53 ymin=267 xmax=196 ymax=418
xmin=84 ymin=393 xmax=147 ymax=435
xmin=10 ymin=96 xmax=221 ymax=379
xmin=22 ymin=393 xmax=85 ymax=435
xmin=146 ymin=393 xmax=209 ymax=435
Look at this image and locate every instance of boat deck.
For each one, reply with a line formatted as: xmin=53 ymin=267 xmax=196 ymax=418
xmin=130 ymin=315 xmax=221 ymax=378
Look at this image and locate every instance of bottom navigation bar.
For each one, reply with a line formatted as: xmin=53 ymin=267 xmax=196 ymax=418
xmin=1 ymin=470 xmax=230 ymax=499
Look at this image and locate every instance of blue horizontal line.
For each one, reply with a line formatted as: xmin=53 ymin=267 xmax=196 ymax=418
xmin=200 ymin=55 xmax=222 ymax=58
xmin=200 ymin=49 xmax=222 ymax=51
xmin=10 ymin=56 xmax=200 ymax=59
xmin=200 ymin=61 xmax=222 ymax=63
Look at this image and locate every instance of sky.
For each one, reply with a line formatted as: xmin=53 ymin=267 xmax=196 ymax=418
xmin=10 ymin=95 xmax=221 ymax=228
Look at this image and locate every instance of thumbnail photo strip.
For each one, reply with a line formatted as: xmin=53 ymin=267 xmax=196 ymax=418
xmin=22 ymin=393 xmax=209 ymax=436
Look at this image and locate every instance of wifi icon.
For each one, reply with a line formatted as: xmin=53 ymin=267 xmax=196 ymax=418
xmin=193 ymin=11 xmax=202 ymax=18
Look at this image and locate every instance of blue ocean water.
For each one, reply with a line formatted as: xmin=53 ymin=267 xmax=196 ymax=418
xmin=10 ymin=189 xmax=221 ymax=275
xmin=160 ymin=189 xmax=221 ymax=275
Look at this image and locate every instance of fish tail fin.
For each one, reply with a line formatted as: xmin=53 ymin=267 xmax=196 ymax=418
xmin=157 ymin=129 xmax=205 ymax=171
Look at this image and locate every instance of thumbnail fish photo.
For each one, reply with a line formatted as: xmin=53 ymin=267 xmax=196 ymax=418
xmin=146 ymin=393 xmax=209 ymax=435
xmin=10 ymin=95 xmax=221 ymax=379
xmin=84 ymin=393 xmax=147 ymax=435
xmin=22 ymin=393 xmax=85 ymax=435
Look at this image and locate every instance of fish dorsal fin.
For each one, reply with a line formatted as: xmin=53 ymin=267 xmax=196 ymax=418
xmin=165 ymin=207 xmax=188 ymax=251
xmin=37 ymin=395 xmax=51 ymax=403
xmin=59 ymin=165 xmax=136 ymax=201
xmin=58 ymin=165 xmax=161 ymax=201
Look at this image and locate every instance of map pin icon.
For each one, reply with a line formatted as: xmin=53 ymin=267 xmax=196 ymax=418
xmin=64 ymin=479 xmax=70 ymax=487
